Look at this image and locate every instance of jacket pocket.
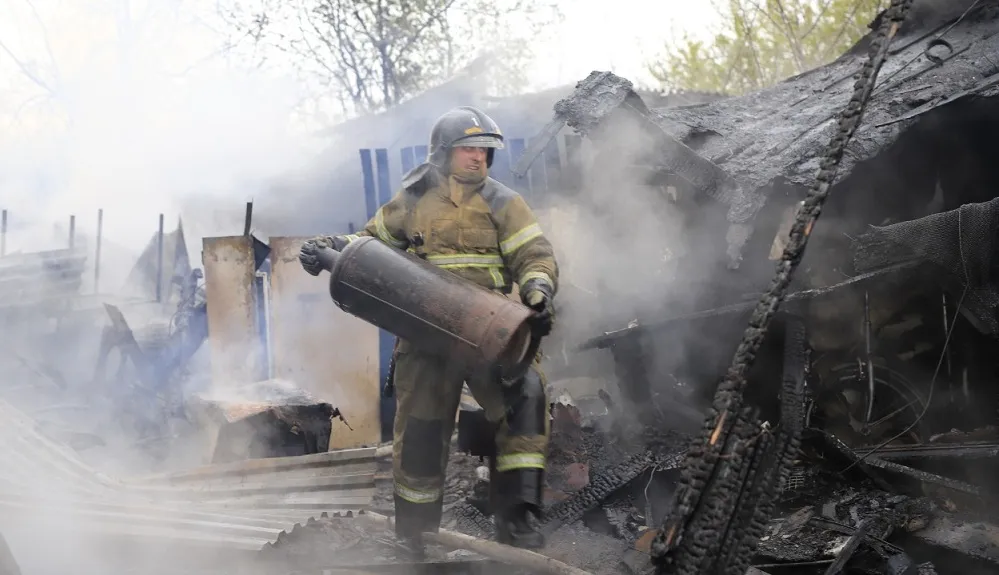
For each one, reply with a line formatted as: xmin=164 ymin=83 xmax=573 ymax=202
xmin=461 ymin=226 xmax=499 ymax=251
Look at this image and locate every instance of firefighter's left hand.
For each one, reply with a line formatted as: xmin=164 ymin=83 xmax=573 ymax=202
xmin=521 ymin=280 xmax=554 ymax=336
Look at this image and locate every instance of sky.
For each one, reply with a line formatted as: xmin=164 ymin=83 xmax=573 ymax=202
xmin=0 ymin=0 xmax=723 ymax=271
xmin=528 ymin=0 xmax=722 ymax=87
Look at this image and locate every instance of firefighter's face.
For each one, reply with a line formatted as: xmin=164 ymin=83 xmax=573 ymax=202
xmin=451 ymin=146 xmax=487 ymax=172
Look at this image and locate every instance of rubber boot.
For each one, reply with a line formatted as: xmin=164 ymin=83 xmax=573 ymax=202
xmin=493 ymin=468 xmax=545 ymax=550
xmin=496 ymin=503 xmax=545 ymax=549
xmin=393 ymin=494 xmax=442 ymax=560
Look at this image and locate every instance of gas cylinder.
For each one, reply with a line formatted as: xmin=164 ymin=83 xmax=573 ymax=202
xmin=314 ymin=237 xmax=540 ymax=383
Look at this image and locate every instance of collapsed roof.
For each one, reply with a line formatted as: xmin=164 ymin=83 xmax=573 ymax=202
xmin=541 ymin=0 xmax=999 ymax=264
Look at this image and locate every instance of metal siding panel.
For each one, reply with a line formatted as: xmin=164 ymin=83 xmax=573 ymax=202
xmin=375 ymin=150 xmax=399 ymax=442
xmin=378 ymin=331 xmax=395 ymax=442
xmin=400 ymin=146 xmax=416 ymax=174
xmin=359 ymin=149 xmax=377 ymax=220
xmin=202 ymin=236 xmax=260 ymax=387
xmin=374 ymin=148 xmax=391 ymax=206
xmin=544 ymin=136 xmax=562 ymax=192
xmin=266 ymin=237 xmax=381 ymax=449
xmin=508 ymin=138 xmax=528 ymax=194
xmin=527 ymin=136 xmax=549 ymax=198
xmin=491 ymin=145 xmax=513 ymax=186
xmin=414 ymin=145 xmax=429 ymax=162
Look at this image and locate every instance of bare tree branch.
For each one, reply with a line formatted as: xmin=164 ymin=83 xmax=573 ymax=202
xmin=0 ymin=38 xmax=55 ymax=96
xmin=798 ymin=0 xmax=836 ymax=38
xmin=821 ymin=0 xmax=868 ymax=60
xmin=22 ymin=0 xmax=60 ymax=87
xmin=771 ymin=0 xmax=807 ymax=71
xmin=218 ymin=0 xmax=559 ymax=120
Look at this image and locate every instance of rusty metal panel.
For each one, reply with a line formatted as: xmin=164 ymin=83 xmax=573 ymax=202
xmin=202 ymin=236 xmax=260 ymax=387
xmin=268 ymin=237 xmax=381 ymax=449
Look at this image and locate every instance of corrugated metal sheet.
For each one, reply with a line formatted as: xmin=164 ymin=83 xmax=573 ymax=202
xmin=0 ymin=248 xmax=87 ymax=308
xmin=0 ymin=398 xmax=376 ymax=552
xmin=202 ymin=236 xmax=262 ymax=387
xmin=267 ymin=237 xmax=381 ymax=450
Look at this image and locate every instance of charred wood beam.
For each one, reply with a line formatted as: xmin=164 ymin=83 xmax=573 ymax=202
xmin=652 ymin=1 xmax=915 ymax=558
xmin=580 ymin=263 xmax=917 ymax=350
xmin=512 ymin=118 xmax=567 ymax=177
xmin=822 ymin=521 xmax=867 ymax=575
xmin=854 ymin=442 xmax=999 ymax=460
xmin=862 ymin=456 xmax=981 ymax=497
xmin=810 ymin=429 xmax=982 ymax=497
xmin=542 ymin=71 xmax=745 ymax=212
xmin=451 ymin=500 xmax=496 ymax=539
xmin=541 ymin=450 xmax=679 ymax=537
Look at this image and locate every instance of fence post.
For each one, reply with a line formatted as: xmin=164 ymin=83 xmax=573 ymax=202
xmin=95 ymin=209 xmax=103 ymax=293
xmin=156 ymin=213 xmax=164 ymax=303
xmin=2 ymin=209 xmax=8 ymax=257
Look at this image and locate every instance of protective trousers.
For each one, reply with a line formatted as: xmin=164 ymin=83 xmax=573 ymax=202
xmin=391 ymin=339 xmax=549 ymax=540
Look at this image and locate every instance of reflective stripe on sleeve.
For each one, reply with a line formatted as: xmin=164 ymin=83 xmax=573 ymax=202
xmin=500 ymin=223 xmax=543 ymax=255
xmin=375 ymin=208 xmax=407 ymax=249
xmin=519 ymin=271 xmax=553 ymax=289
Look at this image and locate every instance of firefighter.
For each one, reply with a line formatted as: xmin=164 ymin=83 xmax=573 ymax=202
xmin=298 ymin=106 xmax=557 ymax=552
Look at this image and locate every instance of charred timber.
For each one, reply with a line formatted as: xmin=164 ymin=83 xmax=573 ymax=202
xmin=652 ymin=0 xmax=914 ymax=571
xmin=452 ymin=500 xmax=496 ymax=539
xmin=547 ymin=72 xmax=750 ymax=227
xmin=541 ymin=450 xmax=678 ymax=537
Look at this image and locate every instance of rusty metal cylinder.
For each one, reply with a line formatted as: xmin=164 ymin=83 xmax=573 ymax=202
xmin=315 ymin=237 xmax=538 ymax=381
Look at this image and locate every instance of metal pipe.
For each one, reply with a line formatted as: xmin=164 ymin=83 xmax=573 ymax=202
xmin=1 ymin=209 xmax=7 ymax=256
xmin=863 ymin=290 xmax=876 ymax=426
xmin=243 ymin=201 xmax=253 ymax=236
xmin=69 ymin=215 xmax=76 ymax=249
xmin=95 ymin=209 xmax=103 ymax=293
xmin=156 ymin=213 xmax=164 ymax=302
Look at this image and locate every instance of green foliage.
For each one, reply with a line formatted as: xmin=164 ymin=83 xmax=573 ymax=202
xmin=648 ymin=0 xmax=887 ymax=95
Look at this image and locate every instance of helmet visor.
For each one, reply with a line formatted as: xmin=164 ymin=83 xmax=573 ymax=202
xmin=454 ymin=134 xmax=504 ymax=149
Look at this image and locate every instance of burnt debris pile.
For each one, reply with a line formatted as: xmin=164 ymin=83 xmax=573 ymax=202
xmin=502 ymin=0 xmax=999 ymax=573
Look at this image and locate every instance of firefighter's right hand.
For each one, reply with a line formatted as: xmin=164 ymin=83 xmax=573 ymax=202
xmin=299 ymin=240 xmax=324 ymax=276
xmin=300 ymin=235 xmax=351 ymax=275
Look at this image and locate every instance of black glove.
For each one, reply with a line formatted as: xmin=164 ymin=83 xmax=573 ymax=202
xmin=298 ymin=239 xmax=325 ymax=276
xmin=520 ymin=278 xmax=554 ymax=337
xmin=299 ymin=235 xmax=351 ymax=276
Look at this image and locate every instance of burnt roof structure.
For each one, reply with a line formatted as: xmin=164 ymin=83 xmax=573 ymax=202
xmin=542 ymin=0 xmax=999 ymax=268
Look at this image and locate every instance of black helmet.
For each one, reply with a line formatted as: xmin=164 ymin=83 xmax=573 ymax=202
xmin=427 ymin=106 xmax=504 ymax=169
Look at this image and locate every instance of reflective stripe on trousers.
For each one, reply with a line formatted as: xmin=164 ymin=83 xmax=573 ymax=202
xmin=496 ymin=453 xmax=545 ymax=472
xmin=394 ymin=482 xmax=443 ymax=504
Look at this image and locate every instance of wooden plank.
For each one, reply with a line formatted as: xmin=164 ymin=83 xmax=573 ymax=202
xmin=267 ymin=237 xmax=381 ymax=449
xmin=201 ymin=236 xmax=260 ymax=387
